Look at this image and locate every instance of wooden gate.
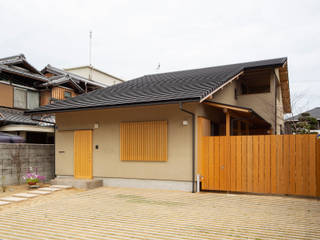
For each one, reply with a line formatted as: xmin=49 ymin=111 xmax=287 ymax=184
xmin=74 ymin=130 xmax=93 ymax=179
xmin=200 ymin=134 xmax=320 ymax=197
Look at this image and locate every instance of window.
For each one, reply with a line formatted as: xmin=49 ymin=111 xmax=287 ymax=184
xmin=27 ymin=91 xmax=39 ymax=109
xmin=14 ymin=88 xmax=27 ymax=109
xmin=64 ymin=91 xmax=72 ymax=99
xmin=120 ymin=120 xmax=168 ymax=161
xmin=14 ymin=87 xmax=40 ymax=109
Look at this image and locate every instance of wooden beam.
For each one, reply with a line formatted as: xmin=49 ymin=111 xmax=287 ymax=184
xmin=226 ymin=110 xmax=230 ymax=136
xmin=204 ymin=102 xmax=251 ymax=113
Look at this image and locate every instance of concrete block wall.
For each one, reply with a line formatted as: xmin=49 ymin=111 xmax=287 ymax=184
xmin=0 ymin=144 xmax=55 ymax=186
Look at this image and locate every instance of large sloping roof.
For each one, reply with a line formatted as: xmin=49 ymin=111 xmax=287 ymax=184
xmin=27 ymin=57 xmax=288 ymax=114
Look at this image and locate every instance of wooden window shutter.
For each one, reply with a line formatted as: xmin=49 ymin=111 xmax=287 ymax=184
xmin=120 ymin=120 xmax=168 ymax=161
xmin=14 ymin=88 xmax=27 ymax=109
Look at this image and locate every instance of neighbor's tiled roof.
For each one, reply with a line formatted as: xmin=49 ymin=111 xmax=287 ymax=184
xmin=0 ymin=54 xmax=47 ymax=82
xmin=0 ymin=64 xmax=48 ymax=82
xmin=0 ymin=108 xmax=54 ymax=126
xmin=0 ymin=54 xmax=43 ymax=76
xmin=27 ymin=57 xmax=287 ymax=114
xmin=286 ymin=107 xmax=320 ymax=121
xmin=42 ymin=65 xmax=107 ymax=88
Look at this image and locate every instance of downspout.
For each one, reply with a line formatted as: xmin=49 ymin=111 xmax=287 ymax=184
xmin=179 ymin=102 xmax=195 ymax=193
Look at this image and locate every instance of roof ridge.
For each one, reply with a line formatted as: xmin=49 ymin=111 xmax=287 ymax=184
xmin=0 ymin=54 xmax=25 ymax=61
xmin=143 ymin=57 xmax=287 ymax=78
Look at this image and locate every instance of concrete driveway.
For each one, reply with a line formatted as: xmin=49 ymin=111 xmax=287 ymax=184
xmin=0 ymin=187 xmax=319 ymax=240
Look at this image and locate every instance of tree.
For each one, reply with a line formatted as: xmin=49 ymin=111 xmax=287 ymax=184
xmin=294 ymin=112 xmax=318 ymax=134
xmin=284 ymin=89 xmax=310 ymax=134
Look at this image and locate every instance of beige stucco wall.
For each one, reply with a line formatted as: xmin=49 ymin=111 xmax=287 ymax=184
xmin=66 ymin=67 xmax=122 ymax=86
xmin=55 ymin=130 xmax=74 ymax=175
xmin=55 ymin=104 xmax=194 ymax=181
xmin=212 ymin=81 xmax=238 ymax=106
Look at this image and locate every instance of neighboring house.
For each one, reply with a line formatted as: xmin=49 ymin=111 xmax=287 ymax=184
xmin=40 ymin=64 xmax=108 ymax=105
xmin=27 ymin=57 xmax=291 ymax=191
xmin=285 ymin=107 xmax=320 ymax=134
xmin=0 ymin=54 xmax=55 ymax=143
xmin=0 ymin=54 xmax=120 ymax=143
xmin=65 ymin=65 xmax=124 ymax=86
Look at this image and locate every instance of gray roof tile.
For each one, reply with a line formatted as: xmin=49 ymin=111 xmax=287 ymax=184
xmin=0 ymin=108 xmax=54 ymax=126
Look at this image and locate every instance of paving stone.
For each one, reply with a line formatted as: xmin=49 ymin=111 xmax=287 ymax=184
xmin=13 ymin=193 xmax=38 ymax=198
xmin=51 ymin=185 xmax=72 ymax=189
xmin=0 ymin=187 xmax=319 ymax=239
xmin=0 ymin=197 xmax=26 ymax=202
xmin=38 ymin=187 xmax=60 ymax=191
xmin=30 ymin=190 xmax=51 ymax=195
xmin=0 ymin=201 xmax=10 ymax=206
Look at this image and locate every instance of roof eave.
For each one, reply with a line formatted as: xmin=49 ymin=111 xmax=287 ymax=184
xmin=25 ymin=98 xmax=200 ymax=115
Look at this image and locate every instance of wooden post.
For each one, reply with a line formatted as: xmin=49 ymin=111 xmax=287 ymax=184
xmin=237 ymin=120 xmax=241 ymax=136
xmin=225 ymin=110 xmax=230 ymax=136
xmin=245 ymin=122 xmax=249 ymax=135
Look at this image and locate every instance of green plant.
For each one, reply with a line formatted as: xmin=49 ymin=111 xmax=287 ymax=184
xmin=23 ymin=172 xmax=45 ymax=185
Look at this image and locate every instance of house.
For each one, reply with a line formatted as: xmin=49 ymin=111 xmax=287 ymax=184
xmin=0 ymin=54 xmax=55 ymax=143
xmin=26 ymin=57 xmax=291 ymax=191
xmin=285 ymin=107 xmax=320 ymax=134
xmin=64 ymin=65 xmax=124 ymax=86
xmin=0 ymin=54 xmax=121 ymax=143
xmin=40 ymin=64 xmax=108 ymax=105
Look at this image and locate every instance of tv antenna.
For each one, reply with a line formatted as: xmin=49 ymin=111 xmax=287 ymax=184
xmin=89 ymin=30 xmax=93 ymax=80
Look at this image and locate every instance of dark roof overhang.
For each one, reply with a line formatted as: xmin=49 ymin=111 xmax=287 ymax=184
xmin=26 ymin=98 xmax=200 ymax=115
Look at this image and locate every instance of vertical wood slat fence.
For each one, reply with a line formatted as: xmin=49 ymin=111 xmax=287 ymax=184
xmin=200 ymin=135 xmax=320 ymax=197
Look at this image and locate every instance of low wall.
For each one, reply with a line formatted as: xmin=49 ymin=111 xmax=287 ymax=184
xmin=0 ymin=144 xmax=55 ymax=186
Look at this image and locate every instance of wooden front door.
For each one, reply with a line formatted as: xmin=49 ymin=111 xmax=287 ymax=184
xmin=74 ymin=130 xmax=93 ymax=179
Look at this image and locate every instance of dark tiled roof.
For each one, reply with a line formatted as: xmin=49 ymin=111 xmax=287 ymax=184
xmin=286 ymin=107 xmax=320 ymax=121
xmin=0 ymin=54 xmax=43 ymax=75
xmin=0 ymin=108 xmax=54 ymax=126
xmin=41 ymin=65 xmax=107 ymax=88
xmin=27 ymin=57 xmax=287 ymax=114
xmin=0 ymin=64 xmax=48 ymax=82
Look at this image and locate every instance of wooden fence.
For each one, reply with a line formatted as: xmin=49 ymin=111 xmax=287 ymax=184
xmin=200 ymin=134 xmax=320 ymax=197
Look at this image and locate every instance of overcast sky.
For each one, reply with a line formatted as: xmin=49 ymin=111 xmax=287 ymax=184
xmin=1 ymin=0 xmax=319 ymax=114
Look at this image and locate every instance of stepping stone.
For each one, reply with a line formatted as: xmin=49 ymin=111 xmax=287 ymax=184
xmin=39 ymin=187 xmax=60 ymax=191
xmin=0 ymin=197 xmax=26 ymax=202
xmin=51 ymin=185 xmax=72 ymax=189
xmin=30 ymin=190 xmax=51 ymax=195
xmin=0 ymin=201 xmax=10 ymax=206
xmin=13 ymin=193 xmax=38 ymax=198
